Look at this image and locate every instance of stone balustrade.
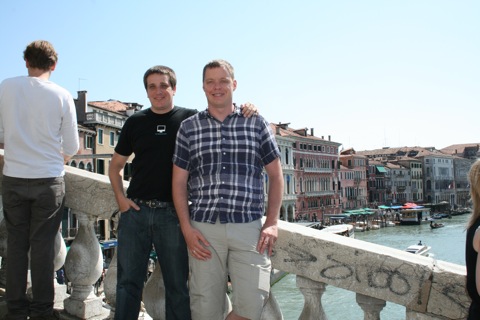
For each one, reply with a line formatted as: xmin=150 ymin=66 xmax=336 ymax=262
xmin=0 ymin=153 xmax=471 ymax=319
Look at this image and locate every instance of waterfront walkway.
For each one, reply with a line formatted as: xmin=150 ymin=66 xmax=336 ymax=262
xmin=0 ymin=287 xmax=153 ymax=320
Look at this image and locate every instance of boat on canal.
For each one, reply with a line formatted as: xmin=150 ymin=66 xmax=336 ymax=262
xmin=430 ymin=221 xmax=445 ymax=229
xmin=405 ymin=241 xmax=431 ymax=256
xmin=399 ymin=208 xmax=431 ymax=225
xmin=318 ymin=223 xmax=355 ymax=238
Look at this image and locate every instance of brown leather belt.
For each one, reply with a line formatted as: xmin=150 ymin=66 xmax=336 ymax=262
xmin=132 ymin=198 xmax=174 ymax=208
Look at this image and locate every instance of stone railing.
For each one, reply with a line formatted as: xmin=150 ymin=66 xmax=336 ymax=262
xmin=0 ymin=153 xmax=471 ymax=319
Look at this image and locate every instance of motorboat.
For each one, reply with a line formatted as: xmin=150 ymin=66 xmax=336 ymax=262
xmin=405 ymin=241 xmax=431 ymax=256
xmin=430 ymin=221 xmax=445 ymax=229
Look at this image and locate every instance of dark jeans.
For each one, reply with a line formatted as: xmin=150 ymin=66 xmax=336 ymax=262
xmin=2 ymin=175 xmax=65 ymax=319
xmin=115 ymin=205 xmax=190 ymax=320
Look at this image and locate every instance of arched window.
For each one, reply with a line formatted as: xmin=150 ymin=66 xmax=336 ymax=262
xmin=70 ymin=160 xmax=77 ymax=167
xmin=86 ymin=162 xmax=93 ymax=172
xmin=79 ymin=161 xmax=85 ymax=170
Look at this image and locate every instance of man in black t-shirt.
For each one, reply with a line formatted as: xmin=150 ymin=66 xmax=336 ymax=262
xmin=108 ymin=65 xmax=257 ymax=320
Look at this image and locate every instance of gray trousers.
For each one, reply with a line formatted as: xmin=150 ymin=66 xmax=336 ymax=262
xmin=2 ymin=175 xmax=64 ymax=319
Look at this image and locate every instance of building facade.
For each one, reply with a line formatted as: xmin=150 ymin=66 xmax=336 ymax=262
xmin=272 ymin=124 xmax=341 ymax=222
xmin=339 ymin=149 xmax=368 ymax=210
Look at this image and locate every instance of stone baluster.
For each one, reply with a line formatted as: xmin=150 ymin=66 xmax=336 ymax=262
xmin=53 ymin=231 xmax=68 ymax=307
xmin=103 ymin=211 xmax=119 ymax=309
xmin=143 ymin=261 xmax=165 ymax=319
xmin=103 ymin=248 xmax=117 ymax=307
xmin=356 ymin=293 xmax=386 ymax=320
xmin=63 ymin=212 xmax=103 ymax=319
xmin=297 ymin=275 xmax=328 ymax=320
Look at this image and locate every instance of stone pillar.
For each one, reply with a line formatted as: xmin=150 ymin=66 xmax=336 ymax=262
xmin=103 ymin=209 xmax=119 ymax=309
xmin=356 ymin=293 xmax=386 ymax=320
xmin=103 ymin=248 xmax=117 ymax=307
xmin=63 ymin=212 xmax=103 ymax=319
xmin=296 ymin=275 xmax=328 ymax=320
xmin=53 ymin=231 xmax=68 ymax=307
xmin=143 ymin=261 xmax=165 ymax=319
xmin=53 ymin=230 xmax=67 ymax=271
xmin=405 ymin=309 xmax=441 ymax=320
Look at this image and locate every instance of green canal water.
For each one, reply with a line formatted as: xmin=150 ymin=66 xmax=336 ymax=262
xmin=271 ymin=214 xmax=470 ymax=319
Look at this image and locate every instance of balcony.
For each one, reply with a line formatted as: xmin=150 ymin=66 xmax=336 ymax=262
xmin=281 ymin=193 xmax=297 ymax=201
xmin=0 ymin=151 xmax=469 ymax=319
xmin=302 ymin=167 xmax=333 ymax=173
xmin=84 ymin=112 xmax=125 ymax=129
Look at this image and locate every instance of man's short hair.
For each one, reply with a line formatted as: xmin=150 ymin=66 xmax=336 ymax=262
xmin=23 ymin=40 xmax=58 ymax=71
xmin=202 ymin=59 xmax=235 ymax=82
xmin=143 ymin=65 xmax=177 ymax=90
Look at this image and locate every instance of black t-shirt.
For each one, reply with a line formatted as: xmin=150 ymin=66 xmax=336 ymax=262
xmin=466 ymin=216 xmax=480 ymax=318
xmin=114 ymin=106 xmax=197 ymax=201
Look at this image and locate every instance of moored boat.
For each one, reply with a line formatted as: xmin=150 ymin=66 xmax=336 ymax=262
xmin=450 ymin=207 xmax=472 ymax=215
xmin=400 ymin=208 xmax=431 ymax=225
xmin=431 ymin=212 xmax=451 ymax=219
xmin=318 ymin=224 xmax=355 ymax=238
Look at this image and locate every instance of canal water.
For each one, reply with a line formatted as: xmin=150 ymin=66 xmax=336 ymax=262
xmin=271 ymin=213 xmax=470 ymax=320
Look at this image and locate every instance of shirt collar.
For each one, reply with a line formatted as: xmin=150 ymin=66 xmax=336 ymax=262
xmin=201 ymin=103 xmax=241 ymax=120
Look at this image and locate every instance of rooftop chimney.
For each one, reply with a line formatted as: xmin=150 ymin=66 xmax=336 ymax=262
xmin=74 ymin=91 xmax=88 ymax=122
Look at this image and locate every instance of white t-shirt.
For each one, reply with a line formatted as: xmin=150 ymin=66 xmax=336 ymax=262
xmin=0 ymin=76 xmax=79 ymax=178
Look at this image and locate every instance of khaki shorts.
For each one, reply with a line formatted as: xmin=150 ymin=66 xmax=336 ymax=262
xmin=189 ymin=218 xmax=271 ymax=320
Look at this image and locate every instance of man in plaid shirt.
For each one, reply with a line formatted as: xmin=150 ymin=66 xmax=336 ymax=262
xmin=172 ymin=59 xmax=283 ymax=320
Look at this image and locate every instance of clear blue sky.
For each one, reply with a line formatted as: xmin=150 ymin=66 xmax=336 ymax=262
xmin=1 ymin=1 xmax=478 ymax=151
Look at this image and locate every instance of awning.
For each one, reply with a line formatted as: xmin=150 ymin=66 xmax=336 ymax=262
xmin=401 ymin=202 xmax=424 ymax=209
xmin=376 ymin=166 xmax=387 ymax=173
xmin=343 ymin=209 xmax=375 ymax=215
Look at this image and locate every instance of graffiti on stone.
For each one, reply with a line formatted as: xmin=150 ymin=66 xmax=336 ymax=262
xmin=281 ymin=240 xmax=427 ymax=297
xmin=318 ymin=251 xmax=414 ymax=297
xmin=441 ymin=282 xmax=470 ymax=310
xmin=319 ymin=254 xmax=354 ymax=280
xmin=283 ymin=243 xmax=317 ymax=263
xmin=367 ymin=267 xmax=411 ymax=295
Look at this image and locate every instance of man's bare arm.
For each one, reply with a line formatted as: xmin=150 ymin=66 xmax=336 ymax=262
xmin=257 ymin=158 xmax=283 ymax=256
xmin=108 ymin=152 xmax=139 ymax=212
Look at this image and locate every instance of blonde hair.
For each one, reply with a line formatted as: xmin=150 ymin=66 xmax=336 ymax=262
xmin=467 ymin=159 xmax=480 ymax=229
xmin=202 ymin=59 xmax=234 ymax=82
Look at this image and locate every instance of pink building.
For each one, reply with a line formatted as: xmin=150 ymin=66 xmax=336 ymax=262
xmin=339 ymin=149 xmax=368 ymax=210
xmin=273 ymin=123 xmax=341 ymax=222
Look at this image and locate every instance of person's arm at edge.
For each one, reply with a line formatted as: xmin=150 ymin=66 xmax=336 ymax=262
xmin=172 ymin=164 xmax=211 ymax=260
xmin=108 ymin=152 xmax=139 ymax=212
xmin=257 ymin=157 xmax=283 ymax=257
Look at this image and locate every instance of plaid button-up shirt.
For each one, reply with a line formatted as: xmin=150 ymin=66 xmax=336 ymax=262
xmin=173 ymin=108 xmax=280 ymax=224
